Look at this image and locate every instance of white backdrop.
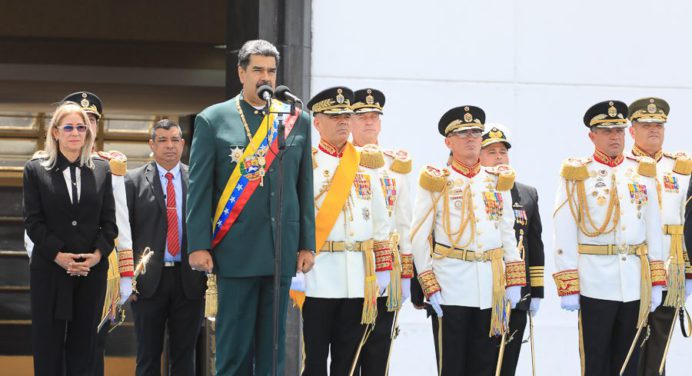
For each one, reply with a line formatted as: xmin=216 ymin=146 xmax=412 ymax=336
xmin=311 ymin=0 xmax=692 ymax=374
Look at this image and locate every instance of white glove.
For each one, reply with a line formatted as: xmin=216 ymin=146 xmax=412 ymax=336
xmin=119 ymin=277 xmax=133 ymax=305
xmin=650 ymin=285 xmax=663 ymax=312
xmin=401 ymin=278 xmax=411 ymax=303
xmin=560 ymin=294 xmax=580 ymax=311
xmin=376 ymin=270 xmax=390 ymax=295
xmin=505 ymin=285 xmax=522 ymax=308
xmin=686 ymin=279 xmax=692 ymax=300
xmin=428 ymin=291 xmax=444 ymax=317
xmin=290 ymin=272 xmax=305 ymax=292
xmin=529 ymin=297 xmax=541 ymax=317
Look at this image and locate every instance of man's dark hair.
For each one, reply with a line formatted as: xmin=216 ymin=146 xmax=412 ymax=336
xmin=151 ymin=118 xmax=182 ymax=140
xmin=237 ymin=39 xmax=280 ymax=69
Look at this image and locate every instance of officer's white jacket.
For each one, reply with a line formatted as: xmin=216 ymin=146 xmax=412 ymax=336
xmin=305 ymin=146 xmax=390 ymax=298
xmin=553 ymin=156 xmax=664 ymax=302
xmin=411 ymin=165 xmax=520 ymax=309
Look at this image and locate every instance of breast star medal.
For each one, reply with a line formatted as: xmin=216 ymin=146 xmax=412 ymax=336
xmin=229 ymin=146 xmax=244 ymax=164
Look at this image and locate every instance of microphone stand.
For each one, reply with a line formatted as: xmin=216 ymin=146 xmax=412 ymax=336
xmin=268 ymin=98 xmax=294 ymax=376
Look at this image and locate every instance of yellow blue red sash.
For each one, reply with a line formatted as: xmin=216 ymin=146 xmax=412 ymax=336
xmin=211 ymin=98 xmax=301 ymax=248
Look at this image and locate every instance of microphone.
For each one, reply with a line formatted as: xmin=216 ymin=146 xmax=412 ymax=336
xmin=274 ymin=85 xmax=303 ymax=107
xmin=257 ymin=85 xmax=274 ymax=104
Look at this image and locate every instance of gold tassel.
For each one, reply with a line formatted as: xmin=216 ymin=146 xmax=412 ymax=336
xmin=387 ymin=234 xmax=402 ymax=311
xmin=361 ymin=248 xmax=378 ymax=325
xmin=489 ymin=255 xmax=508 ymax=337
xmin=637 ymin=250 xmax=652 ymax=329
xmin=100 ymin=250 xmax=121 ymax=323
xmin=664 ymin=226 xmax=686 ymax=307
xmin=289 ymin=290 xmax=306 ymax=310
xmin=205 ymin=274 xmax=218 ymax=318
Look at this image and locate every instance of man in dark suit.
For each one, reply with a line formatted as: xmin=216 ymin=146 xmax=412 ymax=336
xmin=479 ymin=123 xmax=545 ymax=376
xmin=125 ymin=119 xmax=206 ymax=376
xmin=186 ymin=39 xmax=315 ymax=375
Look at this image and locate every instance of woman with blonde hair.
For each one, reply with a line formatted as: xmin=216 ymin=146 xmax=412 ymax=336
xmin=23 ymin=101 xmax=118 ymax=376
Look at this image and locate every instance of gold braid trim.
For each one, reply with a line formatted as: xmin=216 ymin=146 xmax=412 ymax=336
xmin=560 ymin=159 xmax=590 ymax=181
xmin=663 ymin=225 xmax=685 ymax=307
xmin=311 ymin=147 xmax=318 ymax=170
xmin=418 ymin=270 xmax=441 ymax=298
xmin=637 ymin=250 xmax=652 ymax=329
xmin=566 ymin=174 xmax=620 ymax=237
xmin=489 ymin=253 xmax=508 ymax=336
xmin=419 ymin=165 xmax=450 ymax=192
xmin=505 ymin=261 xmax=527 ymax=287
xmin=553 ymin=269 xmax=580 ymax=296
xmin=683 ymin=249 xmax=692 ymax=278
xmin=373 ymin=240 xmax=393 ymax=271
xmin=529 ymin=266 xmax=544 ymax=287
xmin=359 ymin=145 xmax=385 ymax=169
xmin=401 ymin=254 xmax=414 ymax=279
xmin=673 ymin=156 xmax=692 ymax=175
xmin=97 ymin=150 xmax=128 ymax=176
xmin=117 ymin=249 xmax=135 ymax=277
xmin=386 ymin=235 xmax=402 ymax=311
xmin=485 ymin=164 xmax=515 ymax=191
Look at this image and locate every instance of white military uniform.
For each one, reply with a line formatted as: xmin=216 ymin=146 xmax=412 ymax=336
xmin=553 ymin=155 xmax=664 ymax=302
xmin=411 ymin=162 xmax=522 ymax=309
xmin=380 ymin=149 xmax=413 ymax=274
xmin=305 ymin=143 xmax=391 ymax=299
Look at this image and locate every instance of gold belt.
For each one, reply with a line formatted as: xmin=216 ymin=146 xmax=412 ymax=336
xmin=663 ymin=224 xmax=683 ymax=235
xmin=433 ymin=243 xmax=503 ymax=262
xmin=319 ymin=239 xmax=374 ymax=252
xmin=578 ymin=243 xmax=647 ymax=256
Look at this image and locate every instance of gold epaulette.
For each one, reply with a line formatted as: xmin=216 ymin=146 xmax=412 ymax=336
xmin=666 ymin=151 xmax=692 ymax=175
xmin=383 ymin=149 xmax=412 ymax=174
xmin=418 ymin=165 xmax=449 ymax=192
xmin=359 ymin=144 xmax=385 ymax=169
xmin=560 ymin=157 xmax=592 ymax=181
xmin=31 ymin=150 xmax=48 ymax=160
xmin=485 ymin=164 xmax=515 ymax=191
xmin=97 ymin=150 xmax=128 ymax=176
xmin=311 ymin=147 xmax=318 ymax=170
xmin=635 ymin=156 xmax=657 ymax=177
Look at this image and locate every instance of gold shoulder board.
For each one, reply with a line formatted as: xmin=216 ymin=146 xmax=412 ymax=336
xmin=384 ymin=149 xmax=413 ymax=174
xmin=359 ymin=144 xmax=385 ymax=169
xmin=419 ymin=165 xmax=450 ymax=192
xmin=560 ymin=158 xmax=591 ymax=181
xmin=632 ymin=156 xmax=657 ymax=177
xmin=486 ymin=164 xmax=515 ymax=191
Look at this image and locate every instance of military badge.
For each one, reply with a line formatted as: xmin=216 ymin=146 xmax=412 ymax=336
xmin=336 ymin=88 xmax=345 ymax=104
xmin=354 ymin=173 xmax=372 ymax=200
xmin=380 ymin=175 xmax=398 ymax=214
xmin=483 ymin=191 xmax=504 ymax=221
xmin=366 ymin=89 xmax=374 ymax=105
xmin=513 ymin=203 xmax=527 ymax=226
xmin=608 ymin=101 xmax=617 ymax=117
xmin=627 ymin=183 xmax=648 ymax=205
xmin=663 ymin=175 xmax=679 ymax=192
xmin=239 ymin=156 xmax=262 ymax=181
xmin=229 ymin=146 xmax=244 ymax=164
xmin=464 ymin=112 xmax=473 ymax=123
xmin=647 ymin=98 xmax=657 ymax=114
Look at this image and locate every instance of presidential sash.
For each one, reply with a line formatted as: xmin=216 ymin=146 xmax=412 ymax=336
xmin=211 ymin=99 xmax=301 ymax=248
xmin=314 ymin=142 xmax=360 ymax=254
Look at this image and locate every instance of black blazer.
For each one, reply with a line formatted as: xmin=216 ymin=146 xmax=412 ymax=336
xmin=23 ymin=153 xmax=117 ymax=271
xmin=510 ymin=182 xmax=545 ymax=311
xmin=125 ymin=161 xmax=205 ymax=299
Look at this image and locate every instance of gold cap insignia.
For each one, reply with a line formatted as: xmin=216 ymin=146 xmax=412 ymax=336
xmin=336 ymin=88 xmax=344 ymax=104
xmin=463 ymin=112 xmax=473 ymax=123
xmin=608 ymin=103 xmax=617 ymax=117
xmin=81 ymin=99 xmax=90 ymax=107
xmin=489 ymin=128 xmax=503 ymax=139
xmin=647 ymin=99 xmax=657 ymax=114
xmin=365 ymin=89 xmax=374 ymax=105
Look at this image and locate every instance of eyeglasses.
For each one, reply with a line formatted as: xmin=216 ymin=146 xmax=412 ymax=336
xmin=58 ymin=124 xmax=88 ymax=133
xmin=450 ymin=129 xmax=482 ymax=139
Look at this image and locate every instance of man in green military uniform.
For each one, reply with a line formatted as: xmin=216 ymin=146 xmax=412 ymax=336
xmin=186 ymin=39 xmax=315 ymax=375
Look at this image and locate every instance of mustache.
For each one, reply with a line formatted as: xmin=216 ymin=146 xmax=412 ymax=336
xmin=256 ymin=81 xmax=272 ymax=88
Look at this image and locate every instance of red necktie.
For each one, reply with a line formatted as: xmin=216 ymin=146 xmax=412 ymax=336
xmin=165 ymin=172 xmax=180 ymax=257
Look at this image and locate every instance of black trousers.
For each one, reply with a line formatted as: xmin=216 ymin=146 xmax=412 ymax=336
xmin=131 ymin=265 xmax=204 ymax=376
xmin=356 ymin=297 xmax=396 ymax=375
xmin=302 ymin=297 xmax=369 ymax=376
xmin=500 ymin=308 xmax=528 ymax=376
xmin=638 ymin=291 xmax=676 ymax=376
xmin=30 ymin=268 xmax=107 ymax=376
xmin=431 ymin=305 xmax=500 ymax=376
xmin=93 ymin=321 xmax=110 ymax=376
xmin=580 ymin=296 xmax=641 ymax=376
